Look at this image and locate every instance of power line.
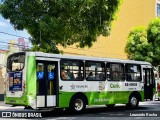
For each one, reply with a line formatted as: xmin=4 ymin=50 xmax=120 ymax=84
xmin=0 ymin=41 xmax=30 ymax=48
xmin=0 ymin=40 xmax=126 ymax=57
xmin=0 ymin=41 xmax=32 ymax=53
xmin=0 ymin=31 xmax=30 ymax=40
xmin=0 ymin=31 xmax=126 ymax=57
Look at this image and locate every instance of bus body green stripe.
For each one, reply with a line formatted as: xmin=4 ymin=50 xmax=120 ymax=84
xmin=26 ymin=56 xmax=37 ymax=100
xmin=59 ymin=91 xmax=144 ymax=108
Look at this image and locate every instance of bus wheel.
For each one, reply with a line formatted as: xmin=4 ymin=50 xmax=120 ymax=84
xmin=70 ymin=96 xmax=86 ymax=112
xmin=127 ymin=95 xmax=139 ymax=109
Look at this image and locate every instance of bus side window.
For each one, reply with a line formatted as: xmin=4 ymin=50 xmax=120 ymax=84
xmin=60 ymin=59 xmax=84 ymax=81
xmin=106 ymin=63 xmax=124 ymax=81
xmin=76 ymin=72 xmax=82 ymax=79
xmin=126 ymin=73 xmax=132 ymax=81
xmin=87 ymin=72 xmax=94 ymax=80
xmin=125 ymin=64 xmax=141 ymax=81
xmin=85 ymin=61 xmax=105 ymax=81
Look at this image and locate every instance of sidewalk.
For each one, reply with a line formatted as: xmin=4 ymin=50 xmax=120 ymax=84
xmin=0 ymin=101 xmax=24 ymax=110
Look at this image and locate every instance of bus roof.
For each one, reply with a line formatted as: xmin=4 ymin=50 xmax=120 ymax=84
xmin=25 ymin=52 xmax=151 ymax=65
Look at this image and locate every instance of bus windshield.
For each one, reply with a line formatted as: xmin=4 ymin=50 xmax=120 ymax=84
xmin=7 ymin=53 xmax=25 ymax=72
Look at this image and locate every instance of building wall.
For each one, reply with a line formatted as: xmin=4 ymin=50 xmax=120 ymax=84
xmin=0 ymin=53 xmax=6 ymax=64
xmin=59 ymin=0 xmax=156 ymax=59
xmin=0 ymin=67 xmax=4 ymax=101
xmin=0 ymin=51 xmax=7 ymax=101
xmin=0 ymin=40 xmax=19 ymax=101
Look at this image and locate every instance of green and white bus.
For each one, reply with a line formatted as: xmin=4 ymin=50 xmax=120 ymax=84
xmin=4 ymin=52 xmax=155 ymax=112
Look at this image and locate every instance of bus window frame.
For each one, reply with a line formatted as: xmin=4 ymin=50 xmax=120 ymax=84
xmin=85 ymin=60 xmax=106 ymax=81
xmin=60 ymin=59 xmax=84 ymax=81
xmin=125 ymin=63 xmax=142 ymax=82
xmin=106 ymin=62 xmax=125 ymax=81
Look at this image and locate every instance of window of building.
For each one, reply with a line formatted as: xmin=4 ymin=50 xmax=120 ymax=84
xmin=60 ymin=59 xmax=84 ymax=81
xmin=157 ymin=2 xmax=160 ymax=17
xmin=125 ymin=64 xmax=141 ymax=81
xmin=85 ymin=61 xmax=105 ymax=81
xmin=106 ymin=63 xmax=124 ymax=81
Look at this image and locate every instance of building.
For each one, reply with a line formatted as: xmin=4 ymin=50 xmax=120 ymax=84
xmin=0 ymin=40 xmax=19 ymax=101
xmin=0 ymin=49 xmax=8 ymax=101
xmin=58 ymin=0 xmax=157 ymax=59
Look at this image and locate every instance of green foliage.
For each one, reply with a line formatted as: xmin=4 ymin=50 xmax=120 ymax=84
xmin=125 ymin=17 xmax=160 ymax=66
xmin=0 ymin=0 xmax=122 ymax=53
xmin=147 ymin=17 xmax=160 ymax=65
xmin=125 ymin=26 xmax=153 ymax=63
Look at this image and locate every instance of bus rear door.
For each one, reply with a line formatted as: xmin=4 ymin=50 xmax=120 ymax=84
xmin=143 ymin=66 xmax=154 ymax=100
xmin=36 ymin=60 xmax=58 ymax=108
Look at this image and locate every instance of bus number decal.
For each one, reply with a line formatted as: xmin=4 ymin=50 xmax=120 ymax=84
xmin=125 ymin=83 xmax=137 ymax=86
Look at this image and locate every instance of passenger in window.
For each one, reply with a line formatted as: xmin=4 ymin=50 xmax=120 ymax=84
xmin=61 ymin=68 xmax=68 ymax=80
xmin=67 ymin=69 xmax=75 ymax=79
xmin=87 ymin=72 xmax=94 ymax=80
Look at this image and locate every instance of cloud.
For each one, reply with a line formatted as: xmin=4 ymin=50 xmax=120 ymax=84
xmin=0 ymin=21 xmax=8 ymax=27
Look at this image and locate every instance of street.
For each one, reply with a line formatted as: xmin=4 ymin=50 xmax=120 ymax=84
xmin=0 ymin=100 xmax=160 ymax=119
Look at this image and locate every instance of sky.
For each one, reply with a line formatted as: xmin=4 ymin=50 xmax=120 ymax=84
xmin=0 ymin=15 xmax=31 ymax=50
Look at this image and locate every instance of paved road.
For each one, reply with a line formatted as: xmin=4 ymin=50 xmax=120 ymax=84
xmin=0 ymin=101 xmax=160 ymax=119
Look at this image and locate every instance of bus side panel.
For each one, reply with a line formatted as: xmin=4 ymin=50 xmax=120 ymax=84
xmin=5 ymin=93 xmax=27 ymax=106
xmin=26 ymin=56 xmax=37 ymax=108
xmin=139 ymin=91 xmax=144 ymax=102
xmin=58 ymin=91 xmax=144 ymax=108
xmin=59 ymin=91 xmax=75 ymax=108
xmin=85 ymin=91 xmax=131 ymax=105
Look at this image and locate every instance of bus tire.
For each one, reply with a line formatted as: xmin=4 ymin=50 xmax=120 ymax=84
xmin=127 ymin=94 xmax=139 ymax=109
xmin=69 ymin=95 xmax=86 ymax=112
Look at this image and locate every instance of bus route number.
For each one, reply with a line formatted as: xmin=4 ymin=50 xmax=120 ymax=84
xmin=125 ymin=83 xmax=137 ymax=86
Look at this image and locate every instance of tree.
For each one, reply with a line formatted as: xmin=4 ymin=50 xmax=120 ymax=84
xmin=125 ymin=17 xmax=160 ymax=66
xmin=0 ymin=0 xmax=122 ymax=53
xmin=147 ymin=18 xmax=160 ymax=65
xmin=125 ymin=26 xmax=153 ymax=63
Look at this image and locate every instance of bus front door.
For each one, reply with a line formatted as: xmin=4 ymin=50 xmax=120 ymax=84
xmin=36 ymin=60 xmax=58 ymax=108
xmin=143 ymin=68 xmax=154 ymax=100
